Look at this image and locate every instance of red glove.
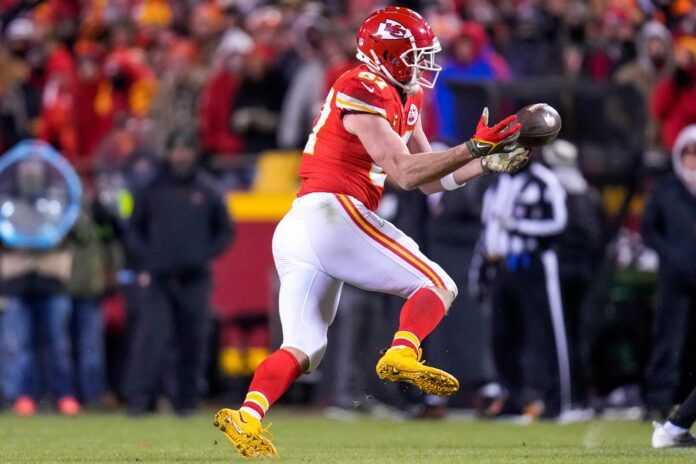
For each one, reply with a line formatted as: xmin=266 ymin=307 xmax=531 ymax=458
xmin=465 ymin=107 xmax=522 ymax=158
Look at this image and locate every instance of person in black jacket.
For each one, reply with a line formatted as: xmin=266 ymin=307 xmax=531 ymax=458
xmin=642 ymin=124 xmax=696 ymax=419
xmin=122 ymin=130 xmax=234 ymax=416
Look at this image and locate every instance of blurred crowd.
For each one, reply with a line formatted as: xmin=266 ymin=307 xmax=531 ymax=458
xmin=1 ymin=0 xmax=695 ymax=165
xmin=0 ymin=0 xmax=695 ymax=421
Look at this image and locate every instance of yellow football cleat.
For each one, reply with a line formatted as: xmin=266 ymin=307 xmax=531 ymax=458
xmin=376 ymin=346 xmax=459 ymax=396
xmin=214 ymin=408 xmax=278 ymax=458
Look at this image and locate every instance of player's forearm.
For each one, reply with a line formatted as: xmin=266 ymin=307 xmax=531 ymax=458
xmin=418 ymin=158 xmax=483 ymax=194
xmin=393 ymin=143 xmax=474 ymax=190
xmin=453 ymin=158 xmax=484 ymax=183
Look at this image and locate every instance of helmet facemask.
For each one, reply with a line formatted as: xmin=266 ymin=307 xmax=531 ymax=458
xmin=360 ymin=38 xmax=442 ymax=95
xmin=399 ymin=39 xmax=442 ymax=93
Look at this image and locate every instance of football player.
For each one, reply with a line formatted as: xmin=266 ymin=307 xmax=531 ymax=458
xmin=214 ymin=7 xmax=530 ymax=457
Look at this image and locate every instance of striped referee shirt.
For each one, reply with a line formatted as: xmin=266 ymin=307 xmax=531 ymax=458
xmin=481 ymin=162 xmax=567 ymax=260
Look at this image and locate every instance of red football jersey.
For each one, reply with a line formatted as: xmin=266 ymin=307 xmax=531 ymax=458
xmin=297 ymin=65 xmax=423 ymax=211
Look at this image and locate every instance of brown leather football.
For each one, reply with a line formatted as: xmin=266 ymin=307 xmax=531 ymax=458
xmin=515 ymin=103 xmax=562 ymax=147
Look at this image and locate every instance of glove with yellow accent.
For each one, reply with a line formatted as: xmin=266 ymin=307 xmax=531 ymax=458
xmin=480 ymin=146 xmax=531 ymax=174
xmin=465 ymin=107 xmax=522 ymax=159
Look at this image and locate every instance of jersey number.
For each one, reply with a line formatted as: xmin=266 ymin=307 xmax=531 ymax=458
xmin=304 ymin=88 xmax=334 ymax=155
xmin=302 ymin=81 xmax=386 ymax=189
xmin=358 ymin=72 xmax=388 ymax=90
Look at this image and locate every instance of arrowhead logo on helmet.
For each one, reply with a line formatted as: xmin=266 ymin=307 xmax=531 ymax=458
xmin=374 ymin=20 xmax=412 ymax=40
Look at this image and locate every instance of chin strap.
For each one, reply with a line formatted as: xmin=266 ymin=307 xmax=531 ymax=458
xmin=402 ymin=81 xmax=420 ymax=95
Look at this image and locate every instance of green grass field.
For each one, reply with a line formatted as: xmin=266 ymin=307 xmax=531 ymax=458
xmin=0 ymin=411 xmax=693 ymax=463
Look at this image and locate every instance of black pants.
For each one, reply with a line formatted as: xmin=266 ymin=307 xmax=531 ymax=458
xmin=671 ymin=384 xmax=696 ymax=429
xmin=490 ymin=251 xmax=570 ymax=416
xmin=645 ymin=274 xmax=696 ymax=411
xmin=122 ymin=271 xmax=211 ymax=413
xmin=559 ymin=271 xmax=591 ymax=405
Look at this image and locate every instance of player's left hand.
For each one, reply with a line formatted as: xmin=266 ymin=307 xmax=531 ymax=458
xmin=466 ymin=107 xmax=522 ymax=158
xmin=480 ymin=146 xmax=531 ymax=173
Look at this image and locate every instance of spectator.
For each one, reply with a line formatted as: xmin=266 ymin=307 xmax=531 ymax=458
xmin=433 ymin=22 xmax=510 ymax=142
xmin=67 ymin=197 xmax=121 ymax=406
xmin=199 ymin=23 xmax=251 ymax=157
xmin=132 ymin=0 xmax=173 ymax=48
xmin=149 ymin=40 xmax=206 ymax=151
xmin=230 ymin=44 xmax=287 ymax=154
xmin=651 ymin=36 xmax=696 ymax=150
xmin=588 ymin=8 xmax=637 ymax=81
xmin=615 ymin=21 xmax=673 ymax=164
xmin=0 ymin=159 xmax=80 ymax=416
xmin=0 ymin=19 xmax=42 ymax=153
xmin=189 ymin=1 xmax=225 ymax=64
xmin=277 ymin=14 xmax=327 ymax=150
xmin=501 ymin=7 xmax=562 ymax=77
xmin=73 ymin=42 xmax=110 ymax=163
xmin=560 ymin=44 xmax=585 ymax=80
xmin=39 ymin=62 xmax=78 ymax=160
xmin=96 ymin=23 xmax=157 ymax=127
xmin=320 ymin=27 xmax=357 ymax=94
xmin=478 ymin=160 xmax=569 ymax=418
xmin=122 ymin=129 xmax=233 ymax=416
xmin=642 ymin=124 xmax=696 ymax=419
xmin=213 ymin=9 xmax=253 ymax=71
xmin=198 ymin=57 xmax=244 ymax=157
xmin=92 ymin=148 xmax=157 ymax=400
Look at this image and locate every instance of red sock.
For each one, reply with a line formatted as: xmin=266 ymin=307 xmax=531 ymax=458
xmin=391 ymin=288 xmax=446 ymax=354
xmin=240 ymin=349 xmax=301 ymax=421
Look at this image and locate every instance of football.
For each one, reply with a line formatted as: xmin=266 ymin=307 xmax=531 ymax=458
xmin=515 ymin=103 xmax=562 ymax=147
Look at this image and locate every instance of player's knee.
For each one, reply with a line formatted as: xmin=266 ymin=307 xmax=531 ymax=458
xmin=424 ymin=286 xmax=456 ymax=313
xmin=281 ymin=338 xmax=328 ymax=373
xmin=444 ymin=275 xmax=458 ymax=299
xmin=281 ymin=346 xmax=311 ymax=372
xmin=306 ymin=344 xmax=328 ymax=372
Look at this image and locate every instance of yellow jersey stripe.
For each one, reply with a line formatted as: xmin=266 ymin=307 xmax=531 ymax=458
xmin=335 ymin=91 xmax=387 ymax=118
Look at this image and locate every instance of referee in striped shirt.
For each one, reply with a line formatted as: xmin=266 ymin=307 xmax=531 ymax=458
xmin=479 ymin=159 xmax=569 ymax=418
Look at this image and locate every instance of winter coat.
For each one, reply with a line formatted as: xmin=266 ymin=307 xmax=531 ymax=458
xmin=615 ymin=21 xmax=674 ymax=152
xmin=642 ymin=126 xmax=696 ymax=280
xmin=651 ymin=73 xmax=696 ymax=150
xmin=124 ymin=165 xmax=234 ymax=277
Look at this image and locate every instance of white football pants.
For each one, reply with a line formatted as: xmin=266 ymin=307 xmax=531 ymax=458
xmin=272 ymin=192 xmax=457 ymax=371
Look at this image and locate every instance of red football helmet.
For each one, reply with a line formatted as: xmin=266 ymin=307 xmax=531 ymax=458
xmin=356 ymin=7 xmax=441 ymax=94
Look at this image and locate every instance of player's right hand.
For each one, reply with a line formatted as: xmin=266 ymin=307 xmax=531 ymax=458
xmin=465 ymin=107 xmax=522 ymax=158
xmin=481 ymin=146 xmax=531 ymax=174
